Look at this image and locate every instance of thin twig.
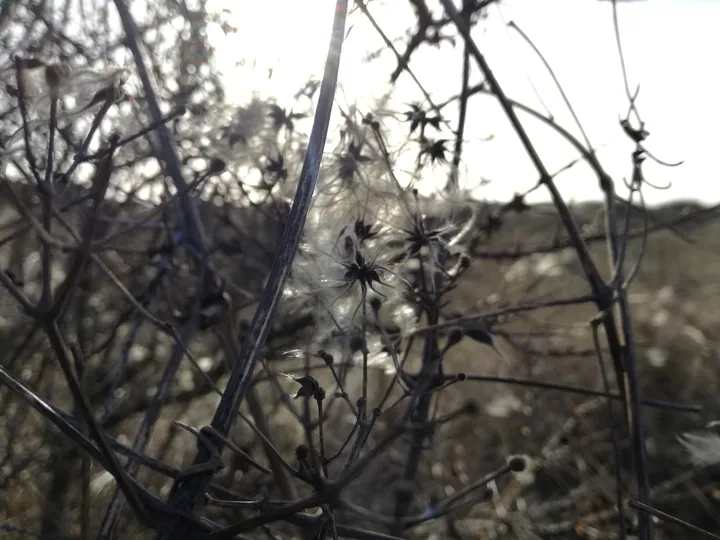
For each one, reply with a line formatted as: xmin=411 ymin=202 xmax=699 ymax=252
xmin=158 ymin=3 xmax=349 ymax=536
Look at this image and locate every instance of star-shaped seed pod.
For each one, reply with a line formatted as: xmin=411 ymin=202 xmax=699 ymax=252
xmin=281 ymin=374 xmax=325 ymax=401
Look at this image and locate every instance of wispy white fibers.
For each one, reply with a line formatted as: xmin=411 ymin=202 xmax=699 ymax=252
xmin=678 ymin=431 xmax=720 ymax=468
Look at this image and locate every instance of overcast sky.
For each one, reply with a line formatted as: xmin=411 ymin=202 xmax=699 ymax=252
xmin=207 ymin=0 xmax=720 ymax=206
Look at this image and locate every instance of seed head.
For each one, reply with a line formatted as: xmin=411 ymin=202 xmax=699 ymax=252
xmin=508 ymin=455 xmax=526 ymax=472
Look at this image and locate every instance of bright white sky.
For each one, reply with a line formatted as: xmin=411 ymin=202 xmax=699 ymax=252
xmin=205 ymin=0 xmax=719 ymax=206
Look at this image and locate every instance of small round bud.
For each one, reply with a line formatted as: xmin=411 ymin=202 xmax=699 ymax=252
xmin=44 ymin=63 xmax=67 ymax=91
xmin=349 ymin=333 xmax=367 ymax=354
xmin=208 ymin=158 xmax=226 ymax=174
xmin=508 ymin=455 xmax=536 ymax=485
xmin=369 ymin=296 xmax=382 ymax=313
xmin=456 ymin=372 xmax=467 ymax=382
xmin=295 ymin=444 xmax=309 ymax=461
xmin=372 ymin=407 xmax=382 ymax=418
xmin=108 ymin=132 xmax=122 ymax=146
xmin=356 ymin=397 xmax=366 ymax=410
xmin=316 ymin=349 xmax=334 ymax=366
xmin=507 ymin=455 xmax=527 ymax=472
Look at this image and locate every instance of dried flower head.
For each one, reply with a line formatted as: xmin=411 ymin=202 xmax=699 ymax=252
xmin=4 ymin=61 xmax=130 ymax=153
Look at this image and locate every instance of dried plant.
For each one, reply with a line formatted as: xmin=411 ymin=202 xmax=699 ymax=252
xmin=0 ymin=1 xmax=719 ymax=540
